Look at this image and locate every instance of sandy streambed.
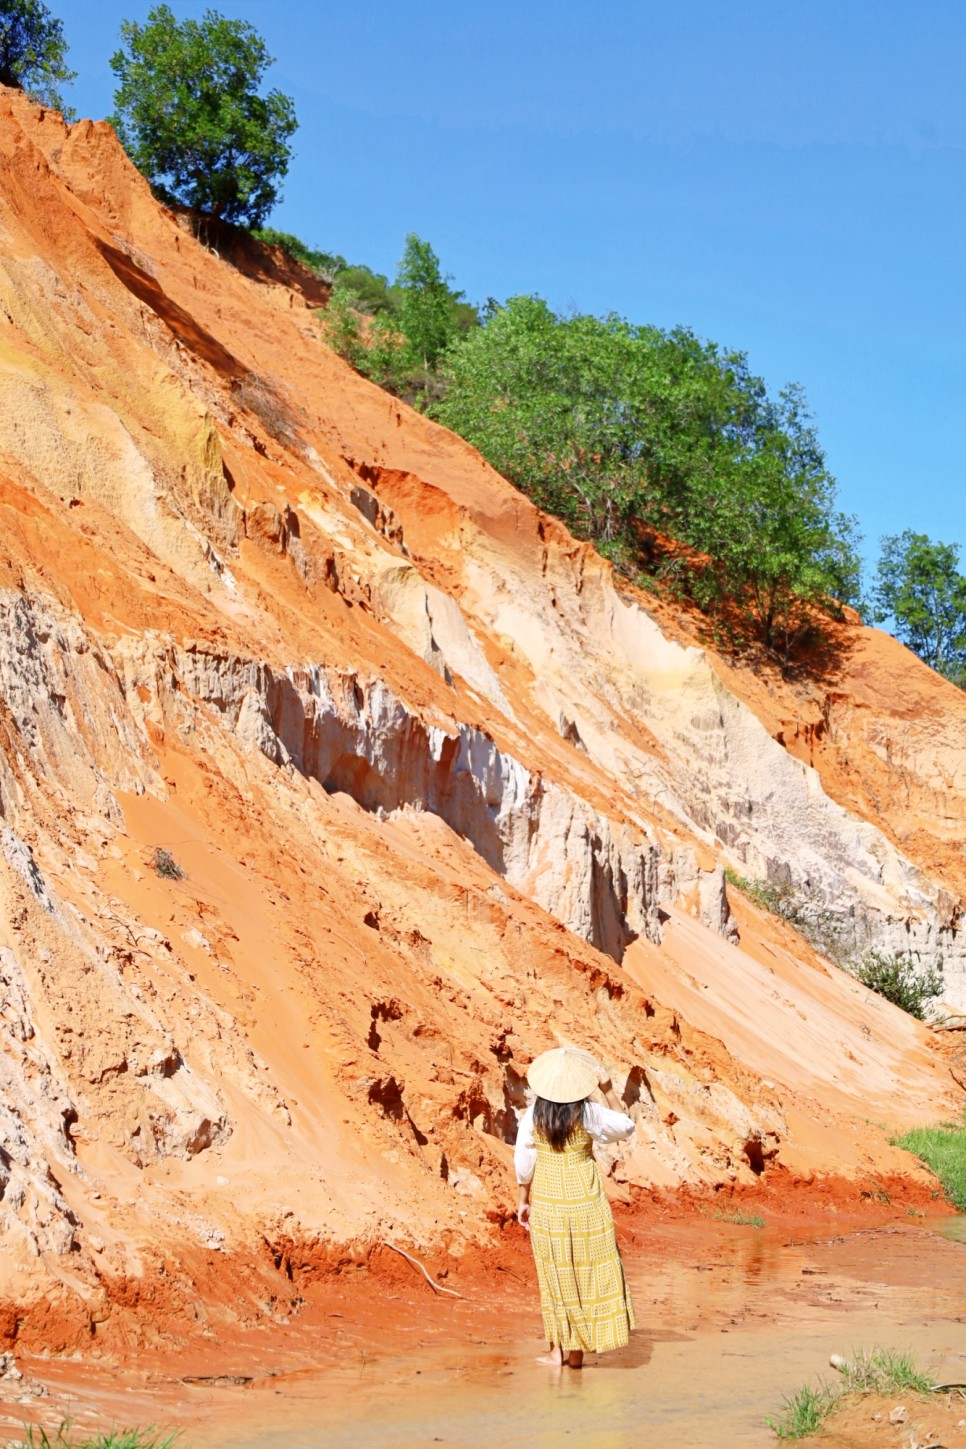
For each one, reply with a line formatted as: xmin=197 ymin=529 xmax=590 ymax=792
xmin=4 ymin=1215 xmax=966 ymax=1449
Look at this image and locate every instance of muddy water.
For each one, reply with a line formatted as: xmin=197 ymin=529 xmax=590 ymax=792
xmin=208 ymin=1225 xmax=966 ymax=1449
xmin=9 ymin=1220 xmax=966 ymax=1449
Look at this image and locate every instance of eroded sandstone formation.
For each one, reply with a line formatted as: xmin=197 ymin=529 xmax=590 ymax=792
xmin=0 ymin=88 xmax=961 ymax=1347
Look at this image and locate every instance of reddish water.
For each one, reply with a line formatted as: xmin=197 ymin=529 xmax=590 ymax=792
xmin=5 ymin=1219 xmax=966 ymax=1449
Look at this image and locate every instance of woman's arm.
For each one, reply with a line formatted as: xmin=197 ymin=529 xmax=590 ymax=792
xmin=598 ymin=1073 xmax=623 ymax=1113
xmin=584 ymin=1067 xmax=636 ymax=1144
xmin=513 ymin=1103 xmax=536 ymax=1230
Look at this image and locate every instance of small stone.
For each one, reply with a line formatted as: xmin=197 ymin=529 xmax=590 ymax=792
xmin=888 ymin=1405 xmax=906 ymax=1424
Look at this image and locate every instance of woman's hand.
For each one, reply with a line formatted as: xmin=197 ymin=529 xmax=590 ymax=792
xmin=517 ymin=1201 xmax=531 ymax=1232
xmin=597 ymin=1065 xmax=622 ymax=1110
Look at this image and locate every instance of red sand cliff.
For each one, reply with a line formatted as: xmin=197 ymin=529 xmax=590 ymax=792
xmin=0 ymin=89 xmax=963 ymax=1354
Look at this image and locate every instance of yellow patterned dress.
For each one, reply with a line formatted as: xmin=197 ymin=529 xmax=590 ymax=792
xmin=520 ymin=1105 xmax=635 ymax=1354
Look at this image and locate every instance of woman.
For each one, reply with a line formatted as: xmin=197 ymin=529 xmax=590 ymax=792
xmin=514 ymin=1045 xmax=636 ymax=1368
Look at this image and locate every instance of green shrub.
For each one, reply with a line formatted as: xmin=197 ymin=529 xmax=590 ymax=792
xmin=250 ymin=227 xmax=345 ymax=279
xmin=892 ymin=1111 xmax=966 ymax=1209
xmin=855 ymin=951 xmax=943 ymax=1019
xmin=722 ymin=868 xmax=848 ymax=966
xmin=436 ymin=297 xmax=861 ymax=657
xmin=321 ymin=236 xmax=478 ymax=410
xmin=724 ymin=872 xmax=947 ymax=1008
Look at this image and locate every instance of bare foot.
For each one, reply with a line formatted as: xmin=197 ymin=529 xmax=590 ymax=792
xmin=536 ymin=1346 xmax=565 ymax=1366
xmin=567 ymin=1350 xmax=584 ymax=1369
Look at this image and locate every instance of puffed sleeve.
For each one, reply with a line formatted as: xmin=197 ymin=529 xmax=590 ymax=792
xmin=514 ymin=1103 xmax=537 ymax=1184
xmin=583 ymin=1100 xmax=635 ymax=1144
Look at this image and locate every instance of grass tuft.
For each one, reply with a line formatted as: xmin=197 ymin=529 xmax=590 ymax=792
xmin=767 ymin=1346 xmax=934 ymax=1440
xmin=891 ymin=1111 xmax=966 ymax=1210
xmin=835 ymin=1345 xmax=934 ymax=1395
xmin=713 ymin=1206 xmax=765 ymax=1228
xmin=13 ymin=1426 xmax=177 ymax=1449
xmin=766 ymin=1383 xmax=836 ymax=1440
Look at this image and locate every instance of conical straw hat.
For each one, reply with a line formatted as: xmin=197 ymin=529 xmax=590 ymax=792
xmin=527 ymin=1046 xmax=599 ymax=1103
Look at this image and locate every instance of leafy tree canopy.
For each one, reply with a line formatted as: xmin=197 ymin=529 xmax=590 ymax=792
xmin=871 ymin=530 xmax=966 ymax=684
xmin=322 ymin=233 xmax=478 ymax=407
xmin=435 ymin=296 xmax=860 ymax=653
xmin=110 ymin=4 xmax=297 ymax=228
xmin=0 ymin=0 xmax=75 ymax=114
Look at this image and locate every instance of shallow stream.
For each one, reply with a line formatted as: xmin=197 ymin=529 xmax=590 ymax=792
xmin=213 ymin=1225 xmax=966 ymax=1448
xmin=9 ymin=1218 xmax=966 ymax=1449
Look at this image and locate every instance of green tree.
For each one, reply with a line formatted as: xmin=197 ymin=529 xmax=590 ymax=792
xmin=110 ymin=4 xmax=297 ymax=228
xmin=395 ymin=233 xmax=472 ymax=371
xmin=872 ymin=530 xmax=966 ymax=683
xmin=0 ymin=0 xmax=75 ymax=113
xmin=437 ymin=295 xmax=861 ymax=653
xmin=321 ymin=234 xmax=477 ymax=408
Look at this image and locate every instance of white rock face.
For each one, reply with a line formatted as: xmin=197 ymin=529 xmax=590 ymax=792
xmin=167 ymin=646 xmax=732 ymax=961
xmin=430 ymin=537 xmax=966 ymax=998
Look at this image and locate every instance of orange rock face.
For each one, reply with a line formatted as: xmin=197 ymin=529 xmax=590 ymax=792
xmin=0 ymin=88 xmax=962 ymax=1349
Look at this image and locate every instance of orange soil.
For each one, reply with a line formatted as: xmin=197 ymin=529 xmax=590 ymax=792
xmin=0 ymin=84 xmax=960 ymax=1371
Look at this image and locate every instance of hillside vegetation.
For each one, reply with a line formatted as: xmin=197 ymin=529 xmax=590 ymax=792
xmin=314 ymin=238 xmax=861 ymax=661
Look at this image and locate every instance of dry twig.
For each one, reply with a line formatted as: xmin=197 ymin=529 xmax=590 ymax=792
xmin=382 ymin=1240 xmax=465 ymax=1299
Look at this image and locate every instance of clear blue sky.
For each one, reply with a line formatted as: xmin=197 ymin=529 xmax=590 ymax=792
xmin=61 ymin=1 xmax=966 ymax=582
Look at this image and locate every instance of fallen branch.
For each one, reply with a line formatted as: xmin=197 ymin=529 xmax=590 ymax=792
xmin=381 ymin=1240 xmax=465 ymax=1299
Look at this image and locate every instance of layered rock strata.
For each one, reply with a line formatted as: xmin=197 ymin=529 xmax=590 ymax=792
xmin=0 ymin=88 xmax=960 ymax=1344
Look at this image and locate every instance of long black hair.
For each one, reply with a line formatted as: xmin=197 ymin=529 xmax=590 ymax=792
xmin=533 ymin=1095 xmax=585 ymax=1151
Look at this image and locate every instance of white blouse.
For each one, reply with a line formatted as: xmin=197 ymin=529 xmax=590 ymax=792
xmin=514 ymin=1100 xmax=636 ymax=1184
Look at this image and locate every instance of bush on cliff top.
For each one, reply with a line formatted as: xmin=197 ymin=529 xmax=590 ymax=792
xmin=435 ymin=296 xmax=862 ymax=658
xmin=320 ymin=233 xmax=479 ymax=410
xmin=250 ymin=227 xmax=345 ymax=282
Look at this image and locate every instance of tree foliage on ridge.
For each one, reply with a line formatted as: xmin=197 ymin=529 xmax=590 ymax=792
xmin=0 ymin=0 xmax=75 ymax=114
xmin=110 ymin=4 xmax=297 ymax=228
xmin=872 ymin=530 xmax=966 ymax=685
xmin=435 ymin=295 xmax=861 ymax=654
xmin=320 ymin=232 xmax=478 ymax=407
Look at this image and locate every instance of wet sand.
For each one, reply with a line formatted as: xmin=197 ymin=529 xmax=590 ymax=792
xmin=5 ymin=1213 xmax=966 ymax=1449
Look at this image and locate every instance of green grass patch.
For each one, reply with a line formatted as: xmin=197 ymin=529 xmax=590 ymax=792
xmin=766 ymin=1382 xmax=836 ymax=1440
xmin=713 ymin=1206 xmax=765 ymax=1228
xmin=834 ymin=1346 xmax=934 ymax=1395
xmin=891 ymin=1110 xmax=966 ymax=1210
xmin=13 ymin=1427 xmax=177 ymax=1449
xmin=767 ymin=1346 xmax=935 ymax=1440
